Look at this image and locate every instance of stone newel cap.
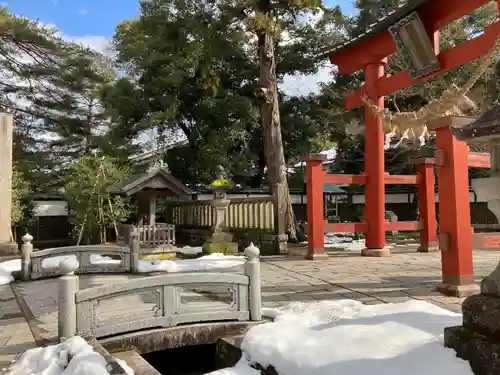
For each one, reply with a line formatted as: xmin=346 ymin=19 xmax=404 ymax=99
xmin=22 ymin=233 xmax=33 ymax=243
xmin=244 ymin=242 xmax=260 ymax=259
xmin=59 ymin=258 xmax=79 ymax=274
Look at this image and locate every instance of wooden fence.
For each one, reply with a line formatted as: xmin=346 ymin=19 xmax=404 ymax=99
xmin=164 ymin=197 xmax=275 ymax=231
xmin=118 ymin=223 xmax=175 ymax=247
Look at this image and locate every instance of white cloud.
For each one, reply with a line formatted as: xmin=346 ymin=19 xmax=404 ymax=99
xmin=40 ymin=22 xmax=111 ymax=56
xmin=64 ymin=34 xmax=111 ymax=55
xmin=281 ymin=65 xmax=333 ymax=96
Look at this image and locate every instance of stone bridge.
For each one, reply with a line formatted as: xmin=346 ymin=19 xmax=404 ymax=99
xmin=1 ymin=238 xmax=499 ymax=365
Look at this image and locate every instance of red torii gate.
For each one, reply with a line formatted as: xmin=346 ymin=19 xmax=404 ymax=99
xmin=306 ymin=0 xmax=500 ymax=295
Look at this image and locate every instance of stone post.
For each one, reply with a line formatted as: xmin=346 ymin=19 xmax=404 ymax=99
xmin=21 ymin=233 xmax=33 ymax=281
xmin=244 ymin=242 xmax=261 ymax=321
xmin=0 ymin=113 xmax=17 ymax=255
xmin=58 ymin=258 xmax=79 ymax=339
xmin=130 ymin=230 xmax=140 ymax=273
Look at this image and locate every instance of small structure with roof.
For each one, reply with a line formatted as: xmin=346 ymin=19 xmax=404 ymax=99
xmin=109 ymin=157 xmax=193 ymax=247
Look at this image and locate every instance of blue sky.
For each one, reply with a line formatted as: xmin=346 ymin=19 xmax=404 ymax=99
xmin=5 ymin=0 xmax=355 ymax=40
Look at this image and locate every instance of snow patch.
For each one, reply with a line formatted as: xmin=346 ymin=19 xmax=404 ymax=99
xmin=178 ymin=245 xmax=203 ymax=255
xmin=5 ymin=336 xmax=120 ymax=375
xmin=209 ymin=300 xmax=473 ymax=375
xmin=137 ymin=253 xmax=244 ymax=273
xmin=0 ymin=251 xmax=243 ymax=285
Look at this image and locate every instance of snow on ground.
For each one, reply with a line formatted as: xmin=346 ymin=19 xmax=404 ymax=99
xmin=137 ymin=253 xmax=244 ymax=273
xmin=4 ymin=335 xmax=131 ymax=375
xmin=324 ymin=232 xmax=366 ymax=251
xmin=178 ymin=245 xmax=203 ymax=255
xmin=0 ymin=259 xmax=20 ymax=285
xmin=0 ymin=251 xmax=243 ymax=285
xmin=207 ymin=299 xmax=472 ymax=375
xmin=303 ymin=232 xmax=413 ymax=252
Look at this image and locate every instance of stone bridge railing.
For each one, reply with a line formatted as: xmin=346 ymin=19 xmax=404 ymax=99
xmin=20 ymin=233 xmax=145 ymax=281
xmin=57 ymin=244 xmax=261 ymax=339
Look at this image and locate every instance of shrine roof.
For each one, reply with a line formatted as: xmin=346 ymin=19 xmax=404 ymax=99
xmin=108 ymin=167 xmax=193 ymax=196
xmin=452 ymin=107 xmax=500 ymax=142
xmin=328 ymin=0 xmax=429 ymax=58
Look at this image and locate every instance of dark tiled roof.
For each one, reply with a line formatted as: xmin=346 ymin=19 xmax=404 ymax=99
xmin=107 ymin=167 xmax=192 ymax=196
xmin=452 ymin=106 xmax=500 ymax=142
xmin=323 ymin=183 xmax=346 ymax=194
xmin=328 ymin=0 xmax=430 ymax=57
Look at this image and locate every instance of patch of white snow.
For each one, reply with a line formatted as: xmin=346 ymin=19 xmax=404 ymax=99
xmin=5 ymin=336 xmax=111 ymax=375
xmin=137 ymin=253 xmax=244 ymax=273
xmin=209 ymin=299 xmax=473 ymax=375
xmin=178 ymin=246 xmax=203 ymax=255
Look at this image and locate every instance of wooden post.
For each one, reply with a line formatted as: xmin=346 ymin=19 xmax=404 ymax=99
xmin=244 ymin=242 xmax=261 ymax=321
xmin=148 ymin=190 xmax=156 ymax=226
xmin=130 ymin=230 xmax=140 ymax=273
xmin=413 ymin=158 xmax=438 ymax=252
xmin=58 ymin=258 xmax=79 ymax=339
xmin=362 ymin=62 xmax=389 ymax=257
xmin=21 ymin=233 xmax=33 ymax=281
xmin=429 ymin=116 xmax=479 ymax=297
xmin=305 ymin=154 xmax=328 ymax=260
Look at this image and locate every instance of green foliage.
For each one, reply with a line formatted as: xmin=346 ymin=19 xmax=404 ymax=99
xmin=63 ymin=156 xmax=132 ymax=244
xmin=0 ymin=7 xmax=137 ymax=191
xmin=107 ymin=0 xmax=345 ymax=188
xmin=11 ymin=169 xmax=33 ymax=228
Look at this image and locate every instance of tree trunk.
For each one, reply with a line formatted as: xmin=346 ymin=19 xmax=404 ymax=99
xmin=257 ymin=22 xmax=297 ymax=242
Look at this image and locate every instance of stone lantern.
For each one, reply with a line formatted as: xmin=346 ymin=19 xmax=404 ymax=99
xmin=202 ymin=165 xmax=238 ymax=255
xmin=446 ymin=106 xmax=500 ymax=373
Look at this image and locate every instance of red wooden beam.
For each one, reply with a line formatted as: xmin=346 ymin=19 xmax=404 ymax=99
xmin=385 ymin=175 xmax=418 ymax=184
xmin=323 ymin=221 xmax=418 ymax=234
xmin=472 ymin=233 xmax=500 ymax=249
xmin=345 ymin=21 xmax=500 ymax=109
xmin=324 ymin=173 xmax=418 ymax=185
xmin=467 ymin=152 xmax=491 ymax=169
xmin=330 ymin=0 xmax=491 ymax=75
xmin=325 ymin=222 xmax=366 ymax=233
xmin=324 ymin=174 xmax=367 ymax=185
xmin=386 ymin=221 xmax=419 ymax=231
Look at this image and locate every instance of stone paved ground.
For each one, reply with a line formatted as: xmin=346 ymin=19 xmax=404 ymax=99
xmin=0 ymin=248 xmax=499 ymax=365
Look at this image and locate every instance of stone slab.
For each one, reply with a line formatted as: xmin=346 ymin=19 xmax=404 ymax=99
xmin=114 ymin=350 xmax=161 ymax=375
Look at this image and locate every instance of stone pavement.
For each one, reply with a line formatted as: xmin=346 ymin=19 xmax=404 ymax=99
xmin=0 ymin=248 xmax=499 ymax=366
xmin=0 ymin=285 xmax=37 ymax=368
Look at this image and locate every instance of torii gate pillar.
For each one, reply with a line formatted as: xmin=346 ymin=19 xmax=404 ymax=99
xmin=362 ymin=62 xmax=390 ymax=257
xmin=429 ymin=116 xmax=479 ymax=297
